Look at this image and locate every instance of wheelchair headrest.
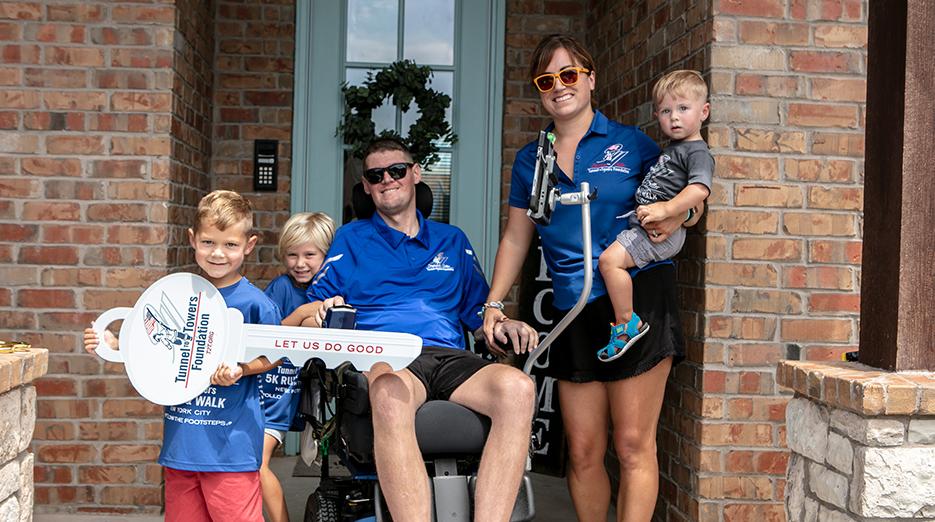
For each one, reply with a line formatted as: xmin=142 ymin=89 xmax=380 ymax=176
xmin=351 ymin=181 xmax=433 ymax=220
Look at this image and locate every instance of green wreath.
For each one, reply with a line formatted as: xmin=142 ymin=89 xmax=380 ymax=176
xmin=338 ymin=60 xmax=457 ymax=169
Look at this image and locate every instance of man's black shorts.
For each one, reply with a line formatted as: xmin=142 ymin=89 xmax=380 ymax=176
xmin=406 ymin=346 xmax=492 ymax=401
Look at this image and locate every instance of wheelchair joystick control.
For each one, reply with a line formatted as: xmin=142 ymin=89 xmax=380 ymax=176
xmin=323 ymin=304 xmax=357 ymax=330
xmin=527 ymin=131 xmax=559 ymax=226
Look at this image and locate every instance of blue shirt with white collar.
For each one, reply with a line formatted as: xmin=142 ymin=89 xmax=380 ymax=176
xmin=509 ymin=110 xmax=662 ymax=310
xmin=308 ymin=211 xmax=488 ymax=349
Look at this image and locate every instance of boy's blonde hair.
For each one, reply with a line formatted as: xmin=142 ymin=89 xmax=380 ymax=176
xmin=277 ymin=212 xmax=336 ymax=265
xmin=653 ymin=70 xmax=708 ymax=107
xmin=193 ymin=190 xmax=254 ymax=235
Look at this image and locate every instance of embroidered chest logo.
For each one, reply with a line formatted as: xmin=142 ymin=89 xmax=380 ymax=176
xmin=587 ymin=143 xmax=631 ymax=174
xmin=426 ymin=252 xmax=454 ymax=272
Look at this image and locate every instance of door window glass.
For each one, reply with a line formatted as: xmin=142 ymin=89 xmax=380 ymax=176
xmin=403 ymin=0 xmax=455 ymax=65
xmin=346 ymin=0 xmax=398 ymax=62
xmin=343 ymin=0 xmax=456 ymax=224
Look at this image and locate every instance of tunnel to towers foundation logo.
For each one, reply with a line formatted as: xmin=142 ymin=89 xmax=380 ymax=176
xmin=426 ymin=251 xmax=454 ymax=272
xmin=141 ymin=291 xmax=213 ymax=384
xmin=587 ymin=143 xmax=631 ymax=174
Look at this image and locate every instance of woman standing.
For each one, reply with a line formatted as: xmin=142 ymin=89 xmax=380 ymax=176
xmin=482 ymin=34 xmax=699 ymax=521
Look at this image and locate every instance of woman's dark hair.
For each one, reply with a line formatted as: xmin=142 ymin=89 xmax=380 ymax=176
xmin=528 ymin=34 xmax=596 ymax=80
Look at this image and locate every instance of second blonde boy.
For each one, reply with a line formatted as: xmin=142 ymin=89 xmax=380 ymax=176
xmin=259 ymin=211 xmax=335 ymax=522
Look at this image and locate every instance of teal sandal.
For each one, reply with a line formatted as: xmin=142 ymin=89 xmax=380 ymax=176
xmin=596 ymin=313 xmax=650 ymax=363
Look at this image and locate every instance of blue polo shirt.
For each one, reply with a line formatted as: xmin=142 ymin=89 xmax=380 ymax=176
xmin=509 ymin=111 xmax=661 ymax=310
xmin=308 ymin=211 xmax=488 ymax=349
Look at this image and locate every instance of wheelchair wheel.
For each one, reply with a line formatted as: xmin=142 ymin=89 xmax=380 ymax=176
xmin=305 ymin=486 xmax=340 ymax=522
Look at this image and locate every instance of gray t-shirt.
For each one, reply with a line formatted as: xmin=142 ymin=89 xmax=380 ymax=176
xmin=634 ymin=139 xmax=714 ymax=205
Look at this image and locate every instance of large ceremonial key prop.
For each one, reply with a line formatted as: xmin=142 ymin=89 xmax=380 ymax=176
xmin=91 ymin=273 xmax=422 ymax=406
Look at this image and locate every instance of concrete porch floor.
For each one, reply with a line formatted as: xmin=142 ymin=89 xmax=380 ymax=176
xmin=35 ymin=455 xmax=586 ymax=521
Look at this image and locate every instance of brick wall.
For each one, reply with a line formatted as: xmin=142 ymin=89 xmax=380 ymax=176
xmin=0 ymin=0 xmax=293 ymax=514
xmin=694 ymin=1 xmax=866 ymax=520
xmin=212 ymin=0 xmax=295 ymax=286
xmin=167 ymin=0 xmax=215 ymax=271
xmin=0 ymin=0 xmax=225 ymax=513
xmin=500 ymin=0 xmax=588 ymax=252
xmin=588 ymin=1 xmax=714 ymax=520
xmin=0 ymin=1 xmax=181 ymax=514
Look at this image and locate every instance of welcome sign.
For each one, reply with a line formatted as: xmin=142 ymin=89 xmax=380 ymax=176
xmin=92 ymin=273 xmax=422 ymax=406
xmin=519 ymin=239 xmax=567 ymax=477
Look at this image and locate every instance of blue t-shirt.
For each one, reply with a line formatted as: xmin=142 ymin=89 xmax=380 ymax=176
xmin=509 ymin=111 xmax=661 ymax=310
xmin=159 ymin=276 xmax=283 ymax=472
xmin=262 ymin=274 xmax=307 ymax=431
xmin=265 ymin=274 xmax=309 ymax=321
xmin=308 ymin=211 xmax=488 ymax=349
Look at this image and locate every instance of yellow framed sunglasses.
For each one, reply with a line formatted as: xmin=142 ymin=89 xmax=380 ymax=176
xmin=533 ymin=67 xmax=591 ymax=93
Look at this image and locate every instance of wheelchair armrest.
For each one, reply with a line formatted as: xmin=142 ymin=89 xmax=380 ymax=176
xmin=339 ymin=367 xmax=370 ymax=416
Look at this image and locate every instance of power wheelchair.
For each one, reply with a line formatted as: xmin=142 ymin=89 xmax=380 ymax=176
xmin=297 ymin=181 xmax=535 ymax=522
xmin=298 ymin=347 xmax=535 ymax=522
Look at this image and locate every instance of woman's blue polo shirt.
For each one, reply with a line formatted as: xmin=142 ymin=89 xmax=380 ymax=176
xmin=308 ymin=211 xmax=488 ymax=349
xmin=509 ymin=111 xmax=661 ymax=310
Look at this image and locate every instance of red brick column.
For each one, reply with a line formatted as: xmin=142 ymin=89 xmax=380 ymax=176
xmin=0 ymin=0 xmax=214 ymax=514
xmin=167 ymin=0 xmax=215 ymax=271
xmin=694 ymin=1 xmax=867 ymax=520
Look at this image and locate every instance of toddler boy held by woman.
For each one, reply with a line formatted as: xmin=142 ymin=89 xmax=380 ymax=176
xmin=597 ymin=70 xmax=714 ymax=362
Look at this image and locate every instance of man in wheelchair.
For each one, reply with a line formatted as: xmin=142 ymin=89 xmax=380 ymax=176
xmin=305 ymin=138 xmax=539 ymax=521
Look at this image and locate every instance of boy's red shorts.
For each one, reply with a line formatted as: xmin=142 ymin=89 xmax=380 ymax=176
xmin=164 ymin=467 xmax=262 ymax=522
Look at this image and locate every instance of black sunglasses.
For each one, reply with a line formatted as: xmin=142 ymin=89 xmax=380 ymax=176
xmin=363 ymin=162 xmax=413 ymax=184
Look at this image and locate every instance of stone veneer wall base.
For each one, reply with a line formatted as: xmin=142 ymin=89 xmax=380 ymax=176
xmin=779 ymin=361 xmax=935 ymax=521
xmin=0 ymin=349 xmax=49 ymax=522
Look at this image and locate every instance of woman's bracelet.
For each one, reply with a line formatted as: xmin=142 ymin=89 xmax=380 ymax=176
xmin=478 ymin=301 xmax=505 ymax=318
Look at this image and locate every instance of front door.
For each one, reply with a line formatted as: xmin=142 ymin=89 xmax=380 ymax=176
xmin=292 ymin=0 xmax=505 ymax=270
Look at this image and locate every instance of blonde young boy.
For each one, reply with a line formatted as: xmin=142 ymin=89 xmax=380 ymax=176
xmin=597 ymin=70 xmax=713 ymax=362
xmin=84 ymin=190 xmax=282 ymax=522
xmin=259 ymin=211 xmax=335 ymax=522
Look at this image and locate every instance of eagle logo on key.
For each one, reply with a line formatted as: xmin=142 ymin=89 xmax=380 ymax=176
xmin=142 ymin=293 xmax=193 ymax=363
